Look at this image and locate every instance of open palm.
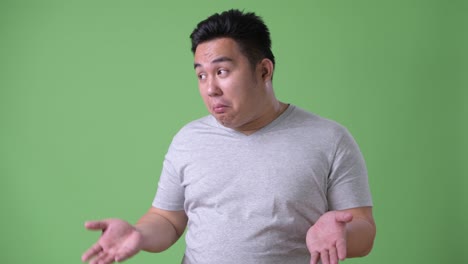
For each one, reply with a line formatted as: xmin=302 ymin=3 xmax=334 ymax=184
xmin=82 ymin=219 xmax=143 ymax=264
xmin=306 ymin=211 xmax=353 ymax=264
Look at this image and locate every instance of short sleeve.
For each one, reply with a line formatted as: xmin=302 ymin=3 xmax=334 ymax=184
xmin=327 ymin=127 xmax=373 ymax=210
xmin=152 ymin=149 xmax=185 ymax=211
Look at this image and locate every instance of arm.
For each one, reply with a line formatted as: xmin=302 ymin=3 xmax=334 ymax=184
xmin=82 ymin=207 xmax=187 ymax=264
xmin=136 ymin=207 xmax=188 ymax=252
xmin=343 ymin=206 xmax=376 ymax=257
xmin=306 ymin=206 xmax=376 ymax=264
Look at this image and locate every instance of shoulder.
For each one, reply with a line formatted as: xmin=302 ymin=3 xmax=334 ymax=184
xmin=286 ymin=105 xmax=350 ymax=139
xmin=168 ymin=115 xmax=224 ymax=148
xmin=179 ymin=115 xmax=215 ymax=133
xmin=289 ymin=107 xmax=363 ymax=156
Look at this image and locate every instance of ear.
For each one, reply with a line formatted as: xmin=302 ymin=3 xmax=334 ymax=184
xmin=259 ymin=58 xmax=274 ymax=82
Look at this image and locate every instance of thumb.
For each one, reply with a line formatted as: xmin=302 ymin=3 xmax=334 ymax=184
xmin=84 ymin=220 xmax=109 ymax=231
xmin=335 ymin=211 xmax=353 ymax=223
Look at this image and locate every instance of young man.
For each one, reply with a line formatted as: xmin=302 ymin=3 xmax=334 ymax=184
xmin=82 ymin=9 xmax=376 ymax=264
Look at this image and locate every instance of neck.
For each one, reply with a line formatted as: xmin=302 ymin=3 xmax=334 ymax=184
xmin=237 ymin=100 xmax=288 ymax=135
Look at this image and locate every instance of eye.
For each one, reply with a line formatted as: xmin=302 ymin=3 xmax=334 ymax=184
xmin=197 ymin=72 xmax=207 ymax=80
xmin=217 ymin=69 xmax=228 ymax=76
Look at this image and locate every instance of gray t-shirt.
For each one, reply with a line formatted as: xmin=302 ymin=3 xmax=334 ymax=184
xmin=153 ymin=105 xmax=372 ymax=264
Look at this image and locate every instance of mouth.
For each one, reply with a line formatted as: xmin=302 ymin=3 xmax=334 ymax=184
xmin=212 ymin=103 xmax=228 ymax=114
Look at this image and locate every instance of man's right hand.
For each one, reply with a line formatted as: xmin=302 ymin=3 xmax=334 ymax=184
xmin=81 ymin=219 xmax=143 ymax=264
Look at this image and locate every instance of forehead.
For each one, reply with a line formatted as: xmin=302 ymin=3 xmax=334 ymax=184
xmin=194 ymin=38 xmax=245 ymax=65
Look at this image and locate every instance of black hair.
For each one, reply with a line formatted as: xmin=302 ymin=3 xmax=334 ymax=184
xmin=190 ymin=9 xmax=275 ymax=68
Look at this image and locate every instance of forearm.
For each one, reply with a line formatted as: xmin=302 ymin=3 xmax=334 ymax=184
xmin=135 ymin=211 xmax=182 ymax=253
xmin=345 ymin=216 xmax=376 ymax=257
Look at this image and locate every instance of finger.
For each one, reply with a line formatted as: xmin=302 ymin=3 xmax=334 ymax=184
xmin=88 ymin=251 xmax=102 ymax=264
xmin=335 ymin=212 xmax=353 ymax=223
xmin=310 ymin=252 xmax=320 ymax=264
xmin=82 ymin=243 xmax=102 ymax=262
xmin=85 ymin=220 xmax=109 ymax=231
xmin=336 ymin=237 xmax=347 ymax=260
xmin=90 ymin=251 xmax=113 ymax=264
xmin=320 ymin=249 xmax=330 ymax=264
xmin=329 ymin=246 xmax=338 ymax=264
xmin=101 ymin=252 xmax=117 ymax=264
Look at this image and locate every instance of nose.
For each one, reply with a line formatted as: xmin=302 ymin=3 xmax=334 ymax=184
xmin=207 ymin=77 xmax=222 ymax=97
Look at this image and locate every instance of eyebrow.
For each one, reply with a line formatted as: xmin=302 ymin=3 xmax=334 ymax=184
xmin=194 ymin=56 xmax=234 ymax=69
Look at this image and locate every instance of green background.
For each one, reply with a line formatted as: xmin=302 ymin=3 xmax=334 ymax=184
xmin=1 ymin=0 xmax=466 ymax=263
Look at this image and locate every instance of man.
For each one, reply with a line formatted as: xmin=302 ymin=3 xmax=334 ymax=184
xmin=82 ymin=9 xmax=376 ymax=264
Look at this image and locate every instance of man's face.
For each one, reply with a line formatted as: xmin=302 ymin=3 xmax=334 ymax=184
xmin=194 ymin=38 xmax=268 ymax=132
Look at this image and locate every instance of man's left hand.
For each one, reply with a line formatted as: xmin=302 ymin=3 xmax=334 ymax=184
xmin=306 ymin=210 xmax=353 ymax=264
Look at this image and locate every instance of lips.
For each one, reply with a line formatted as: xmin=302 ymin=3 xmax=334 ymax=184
xmin=212 ymin=103 xmax=228 ymax=114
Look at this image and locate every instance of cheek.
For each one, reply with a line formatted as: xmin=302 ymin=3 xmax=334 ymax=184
xmin=221 ymin=78 xmax=246 ymax=99
xmin=200 ymin=93 xmax=210 ymax=106
xmin=198 ymin=87 xmax=210 ymax=106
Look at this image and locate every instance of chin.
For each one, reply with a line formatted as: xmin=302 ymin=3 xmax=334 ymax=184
xmin=215 ymin=117 xmax=233 ymax=128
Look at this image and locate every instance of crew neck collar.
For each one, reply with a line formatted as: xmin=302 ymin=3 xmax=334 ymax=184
xmin=210 ymin=104 xmax=294 ymax=137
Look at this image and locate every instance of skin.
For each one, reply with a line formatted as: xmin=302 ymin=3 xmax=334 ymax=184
xmin=81 ymin=208 xmax=187 ymax=264
xmin=307 ymin=207 xmax=376 ymax=264
xmin=81 ymin=37 xmax=376 ymax=264
xmin=194 ymin=37 xmax=287 ymax=135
